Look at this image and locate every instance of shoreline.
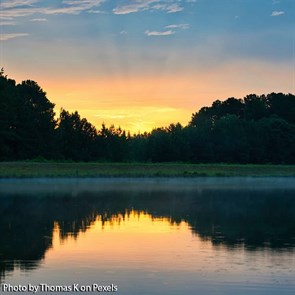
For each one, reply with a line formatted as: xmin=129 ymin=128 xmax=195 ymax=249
xmin=0 ymin=162 xmax=295 ymax=178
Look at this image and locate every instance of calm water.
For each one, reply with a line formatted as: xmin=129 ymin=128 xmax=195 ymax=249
xmin=0 ymin=177 xmax=295 ymax=295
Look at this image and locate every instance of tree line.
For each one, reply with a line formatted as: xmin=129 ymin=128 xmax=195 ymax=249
xmin=1 ymin=71 xmax=294 ymax=163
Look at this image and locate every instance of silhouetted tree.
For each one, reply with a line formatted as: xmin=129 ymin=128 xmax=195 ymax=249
xmin=244 ymin=94 xmax=267 ymax=120
xmin=16 ymin=80 xmax=56 ymax=159
xmin=266 ymin=93 xmax=295 ymax=124
xmin=0 ymin=73 xmax=19 ymax=160
xmin=97 ymin=124 xmax=128 ymax=162
xmin=127 ymin=133 xmax=149 ymax=162
xmin=0 ymin=73 xmax=56 ymax=160
xmin=57 ymin=109 xmax=97 ymax=161
xmin=212 ymin=115 xmax=249 ymax=163
xmin=253 ymin=117 xmax=295 ymax=163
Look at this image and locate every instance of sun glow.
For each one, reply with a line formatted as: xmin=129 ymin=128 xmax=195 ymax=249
xmin=47 ymin=211 xmax=205 ymax=271
xmin=41 ymin=75 xmax=199 ymax=133
xmin=4 ymin=60 xmax=293 ymax=134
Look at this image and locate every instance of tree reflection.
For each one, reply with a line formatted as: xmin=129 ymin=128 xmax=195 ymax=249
xmin=0 ymin=186 xmax=295 ymax=279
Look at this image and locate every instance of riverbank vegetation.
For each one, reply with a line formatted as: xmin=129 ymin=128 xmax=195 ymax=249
xmin=1 ymin=70 xmax=294 ymax=164
xmin=0 ymin=162 xmax=295 ymax=178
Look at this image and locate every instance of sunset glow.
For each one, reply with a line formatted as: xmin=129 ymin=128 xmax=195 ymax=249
xmin=1 ymin=0 xmax=294 ymax=133
xmin=47 ymin=211 xmax=203 ymax=271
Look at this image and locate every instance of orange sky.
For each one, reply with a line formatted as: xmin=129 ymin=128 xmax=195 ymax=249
xmin=4 ymin=59 xmax=292 ymax=134
xmin=35 ymin=61 xmax=293 ymax=133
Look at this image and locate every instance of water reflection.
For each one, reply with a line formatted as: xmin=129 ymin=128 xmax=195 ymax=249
xmin=0 ymin=178 xmax=295 ymax=294
xmin=48 ymin=211 xmax=193 ymax=272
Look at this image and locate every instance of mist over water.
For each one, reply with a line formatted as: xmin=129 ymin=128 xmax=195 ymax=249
xmin=1 ymin=177 xmax=295 ymax=193
xmin=0 ymin=178 xmax=295 ymax=294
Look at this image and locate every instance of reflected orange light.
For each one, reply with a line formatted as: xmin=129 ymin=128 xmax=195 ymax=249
xmin=46 ymin=211 xmax=207 ymax=271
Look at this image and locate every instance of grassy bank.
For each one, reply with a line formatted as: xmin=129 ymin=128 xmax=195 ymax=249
xmin=0 ymin=162 xmax=294 ymax=178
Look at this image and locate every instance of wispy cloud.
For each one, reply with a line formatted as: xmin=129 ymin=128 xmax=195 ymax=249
xmin=47 ymin=0 xmax=105 ymax=14
xmin=87 ymin=9 xmax=104 ymax=14
xmin=0 ymin=0 xmax=38 ymax=9
xmin=2 ymin=0 xmax=184 ymax=19
xmin=41 ymin=0 xmax=105 ymax=15
xmin=165 ymin=24 xmax=189 ymax=30
xmin=0 ymin=33 xmax=29 ymax=41
xmin=30 ymin=18 xmax=47 ymax=22
xmin=0 ymin=0 xmax=105 ymax=19
xmin=145 ymin=22 xmax=189 ymax=37
xmin=113 ymin=0 xmax=157 ymax=15
xmin=0 ymin=21 xmax=17 ymax=26
xmin=113 ymin=0 xmax=183 ymax=15
xmin=0 ymin=17 xmax=14 ymax=20
xmin=94 ymin=113 xmax=138 ymax=119
xmin=145 ymin=30 xmax=175 ymax=36
xmin=271 ymin=11 xmax=285 ymax=16
xmin=0 ymin=8 xmax=37 ymax=18
xmin=62 ymin=0 xmax=105 ymax=8
xmin=0 ymin=0 xmax=39 ymax=18
xmin=166 ymin=4 xmax=183 ymax=13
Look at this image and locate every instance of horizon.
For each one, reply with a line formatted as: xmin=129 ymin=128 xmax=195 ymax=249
xmin=1 ymin=0 xmax=294 ymax=133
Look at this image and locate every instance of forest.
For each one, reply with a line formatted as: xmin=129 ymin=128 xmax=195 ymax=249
xmin=0 ymin=70 xmax=294 ymax=164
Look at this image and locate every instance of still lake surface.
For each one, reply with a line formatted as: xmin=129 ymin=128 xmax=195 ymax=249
xmin=0 ymin=177 xmax=295 ymax=295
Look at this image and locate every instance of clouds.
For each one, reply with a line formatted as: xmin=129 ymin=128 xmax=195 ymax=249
xmin=30 ymin=18 xmax=48 ymax=22
xmin=113 ymin=0 xmax=184 ymax=15
xmin=112 ymin=0 xmax=156 ymax=15
xmin=0 ymin=0 xmax=38 ymax=9
xmin=164 ymin=4 xmax=183 ymax=13
xmin=0 ymin=33 xmax=29 ymax=41
xmin=271 ymin=0 xmax=285 ymax=17
xmin=0 ymin=0 xmax=189 ymax=20
xmin=145 ymin=23 xmax=189 ymax=37
xmin=271 ymin=11 xmax=285 ymax=17
xmin=0 ymin=21 xmax=17 ymax=26
xmin=0 ymin=0 xmax=105 ymax=19
xmin=0 ymin=0 xmax=289 ymax=21
xmin=0 ymin=0 xmax=106 ymax=42
xmin=0 ymin=0 xmax=192 ymax=42
xmin=145 ymin=30 xmax=175 ymax=36
xmin=44 ymin=0 xmax=106 ymax=15
xmin=165 ymin=24 xmax=189 ymax=30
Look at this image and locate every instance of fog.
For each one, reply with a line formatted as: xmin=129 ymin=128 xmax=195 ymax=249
xmin=0 ymin=177 xmax=295 ymax=195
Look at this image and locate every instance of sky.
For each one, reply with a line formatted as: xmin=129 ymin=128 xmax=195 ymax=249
xmin=1 ymin=0 xmax=294 ymax=133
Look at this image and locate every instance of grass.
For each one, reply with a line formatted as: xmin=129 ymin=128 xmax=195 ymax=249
xmin=0 ymin=162 xmax=294 ymax=178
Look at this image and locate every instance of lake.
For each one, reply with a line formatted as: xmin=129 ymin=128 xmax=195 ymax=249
xmin=0 ymin=177 xmax=295 ymax=295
